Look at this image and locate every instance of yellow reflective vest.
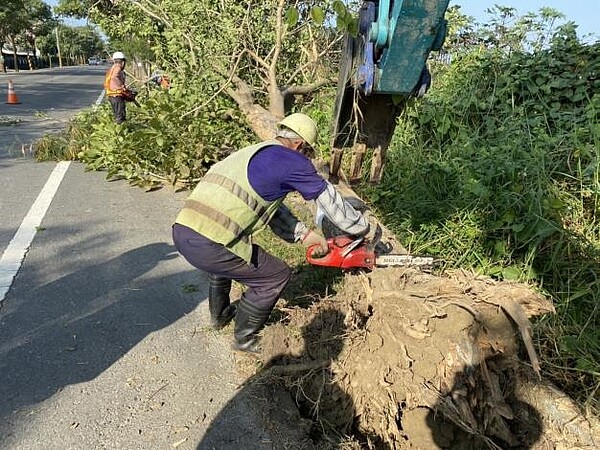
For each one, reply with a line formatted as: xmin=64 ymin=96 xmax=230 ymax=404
xmin=175 ymin=140 xmax=284 ymax=263
xmin=104 ymin=65 xmax=125 ymax=97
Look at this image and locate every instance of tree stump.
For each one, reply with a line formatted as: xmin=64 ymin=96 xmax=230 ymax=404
xmin=257 ymin=268 xmax=599 ymax=449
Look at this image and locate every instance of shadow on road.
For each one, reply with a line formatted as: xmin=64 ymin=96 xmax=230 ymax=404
xmin=0 ymin=240 xmax=203 ymax=437
xmin=197 ymin=308 xmax=383 ymax=449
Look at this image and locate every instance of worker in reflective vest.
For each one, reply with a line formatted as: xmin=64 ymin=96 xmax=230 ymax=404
xmin=172 ymin=113 xmax=370 ymax=353
xmin=104 ymin=51 xmax=127 ymax=124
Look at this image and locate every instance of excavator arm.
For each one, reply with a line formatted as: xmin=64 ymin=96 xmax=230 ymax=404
xmin=330 ymin=0 xmax=449 ymax=183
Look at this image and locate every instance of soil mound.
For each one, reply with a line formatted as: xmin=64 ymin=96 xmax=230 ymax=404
xmin=244 ymin=268 xmax=599 ymax=449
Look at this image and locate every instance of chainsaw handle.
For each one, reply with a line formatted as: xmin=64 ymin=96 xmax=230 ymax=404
xmin=306 ymin=240 xmax=338 ymax=266
xmin=306 ymin=236 xmax=375 ymax=269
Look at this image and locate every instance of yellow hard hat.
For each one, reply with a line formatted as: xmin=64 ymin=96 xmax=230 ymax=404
xmin=277 ymin=113 xmax=318 ymax=147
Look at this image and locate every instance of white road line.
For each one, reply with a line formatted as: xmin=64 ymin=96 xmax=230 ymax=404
xmin=95 ymin=90 xmax=105 ymax=105
xmin=0 ymin=161 xmax=71 ymax=302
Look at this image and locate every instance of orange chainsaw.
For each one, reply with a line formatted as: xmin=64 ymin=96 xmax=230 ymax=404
xmin=306 ymin=225 xmax=439 ymax=270
xmin=122 ymin=88 xmax=140 ymax=106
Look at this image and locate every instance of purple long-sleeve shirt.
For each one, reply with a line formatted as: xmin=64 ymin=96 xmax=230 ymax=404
xmin=247 ymin=145 xmax=326 ymax=201
xmin=248 ymin=143 xmax=368 ymax=241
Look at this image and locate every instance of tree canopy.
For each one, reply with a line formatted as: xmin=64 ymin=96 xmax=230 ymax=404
xmin=0 ymin=0 xmax=104 ymax=71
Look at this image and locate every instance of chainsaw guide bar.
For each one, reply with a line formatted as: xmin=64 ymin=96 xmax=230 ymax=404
xmin=306 ymin=225 xmax=439 ymax=271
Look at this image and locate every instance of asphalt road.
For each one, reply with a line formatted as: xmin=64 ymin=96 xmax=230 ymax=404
xmin=0 ymin=66 xmax=105 ymax=157
xmin=0 ymin=67 xmax=273 ymax=449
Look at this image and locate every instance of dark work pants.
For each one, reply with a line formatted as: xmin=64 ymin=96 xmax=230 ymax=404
xmin=108 ymin=96 xmax=126 ymax=124
xmin=172 ymin=223 xmax=291 ymax=311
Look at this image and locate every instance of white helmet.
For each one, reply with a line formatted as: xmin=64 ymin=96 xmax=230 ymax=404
xmin=112 ymin=51 xmax=126 ymax=61
xmin=277 ymin=113 xmax=318 ymax=147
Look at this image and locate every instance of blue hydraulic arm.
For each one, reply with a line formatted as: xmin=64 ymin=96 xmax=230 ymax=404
xmin=330 ymin=0 xmax=449 ymax=183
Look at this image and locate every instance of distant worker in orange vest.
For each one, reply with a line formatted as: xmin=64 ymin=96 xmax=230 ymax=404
xmin=104 ymin=51 xmax=128 ymax=124
xmin=150 ymin=68 xmax=170 ymax=89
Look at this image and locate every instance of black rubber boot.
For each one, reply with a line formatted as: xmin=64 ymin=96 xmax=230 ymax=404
xmin=233 ymin=297 xmax=272 ymax=354
xmin=208 ymin=274 xmax=237 ymax=329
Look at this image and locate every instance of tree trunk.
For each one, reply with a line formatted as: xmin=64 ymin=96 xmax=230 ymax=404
xmin=29 ymin=38 xmax=37 ymax=70
xmin=267 ymin=82 xmax=285 ymax=119
xmin=9 ymin=35 xmax=19 ymax=72
xmin=228 ymin=76 xmax=279 ymax=141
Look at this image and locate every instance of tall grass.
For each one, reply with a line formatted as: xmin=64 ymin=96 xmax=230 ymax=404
xmin=35 ymin=108 xmax=101 ymax=162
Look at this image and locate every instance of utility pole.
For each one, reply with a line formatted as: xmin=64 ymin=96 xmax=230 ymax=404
xmin=55 ymin=27 xmax=63 ymax=67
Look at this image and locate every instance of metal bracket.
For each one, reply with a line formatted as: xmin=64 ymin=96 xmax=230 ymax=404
xmin=369 ymin=0 xmax=394 ymax=49
xmin=356 ymin=2 xmax=377 ymax=95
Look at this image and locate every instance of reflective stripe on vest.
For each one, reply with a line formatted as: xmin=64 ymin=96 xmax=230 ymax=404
xmin=104 ymin=65 xmax=124 ymax=97
xmin=175 ymin=140 xmax=284 ymax=262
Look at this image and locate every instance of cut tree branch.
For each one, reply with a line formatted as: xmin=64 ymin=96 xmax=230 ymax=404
xmin=281 ymin=78 xmax=336 ymax=96
xmin=285 ymin=33 xmax=344 ymax=85
xmin=266 ymin=0 xmax=287 ymax=118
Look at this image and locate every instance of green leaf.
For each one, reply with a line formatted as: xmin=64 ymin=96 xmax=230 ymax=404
xmin=559 ymin=335 xmax=579 ymax=354
xmin=347 ymin=17 xmax=359 ymax=36
xmin=336 ymin=14 xmax=348 ymax=31
xmin=310 ymin=7 xmax=325 ymax=25
xmin=547 ymin=197 xmax=564 ymax=209
xmin=285 ymin=7 xmax=299 ymax=27
xmin=511 ymin=223 xmax=525 ymax=233
xmin=332 ymin=0 xmax=347 ymax=16
xmin=502 ymin=266 xmax=522 ymax=280
xmin=576 ymin=358 xmax=596 ymax=372
xmin=488 ymin=265 xmax=503 ymax=276
xmin=494 ymin=240 xmax=507 ymax=256
xmin=182 ymin=283 xmax=199 ymax=293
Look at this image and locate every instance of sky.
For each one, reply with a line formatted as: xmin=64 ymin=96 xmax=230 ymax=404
xmin=44 ymin=0 xmax=85 ymax=26
xmin=45 ymin=0 xmax=598 ymax=42
xmin=449 ymin=0 xmax=599 ymax=42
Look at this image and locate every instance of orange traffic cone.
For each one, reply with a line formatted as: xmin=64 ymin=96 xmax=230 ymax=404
xmin=6 ymin=80 xmax=20 ymax=105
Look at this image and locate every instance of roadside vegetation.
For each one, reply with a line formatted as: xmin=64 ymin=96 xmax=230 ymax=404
xmin=364 ymin=10 xmax=600 ymax=411
xmin=37 ymin=1 xmax=599 ymax=414
xmin=0 ymin=0 xmax=104 ymax=70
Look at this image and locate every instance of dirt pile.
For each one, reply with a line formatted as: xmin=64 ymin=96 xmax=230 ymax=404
xmin=246 ymin=268 xmax=600 ymax=449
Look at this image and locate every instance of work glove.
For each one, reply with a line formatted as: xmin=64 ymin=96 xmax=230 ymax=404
xmin=302 ymin=230 xmax=329 ymax=257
